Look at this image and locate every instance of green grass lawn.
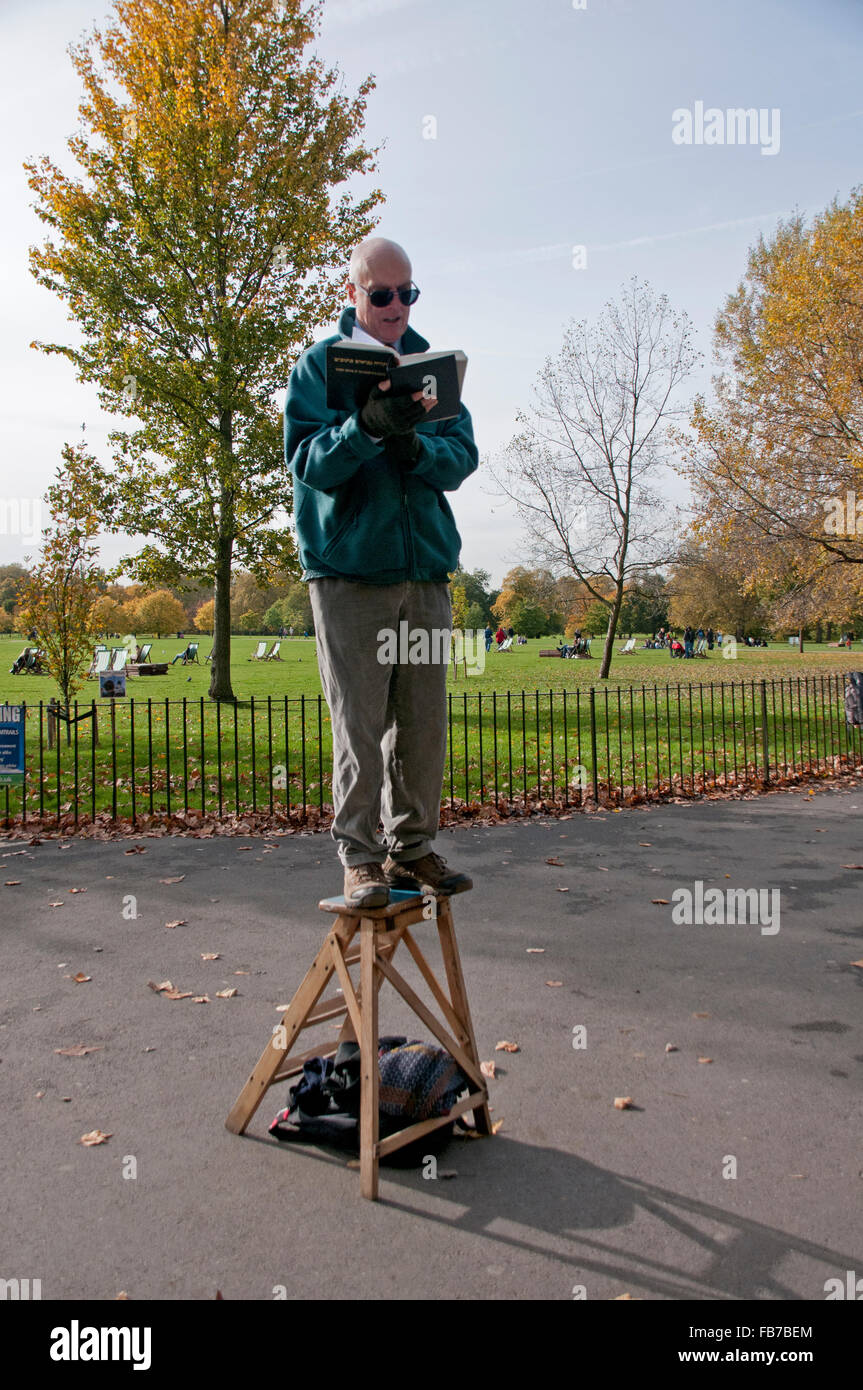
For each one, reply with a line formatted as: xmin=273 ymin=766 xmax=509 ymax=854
xmin=1 ymin=633 xmax=859 ymax=826
xmin=1 ymin=631 xmax=858 ymax=705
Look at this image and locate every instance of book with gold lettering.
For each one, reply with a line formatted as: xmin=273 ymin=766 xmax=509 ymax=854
xmin=325 ymin=340 xmax=467 ymax=422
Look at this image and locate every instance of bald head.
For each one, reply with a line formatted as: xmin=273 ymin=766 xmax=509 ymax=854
xmin=347 ymin=238 xmax=415 ymax=346
xmin=349 ymin=237 xmax=411 ymax=284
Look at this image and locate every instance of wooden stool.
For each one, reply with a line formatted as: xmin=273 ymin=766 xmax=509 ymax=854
xmin=225 ymin=887 xmax=492 ymax=1200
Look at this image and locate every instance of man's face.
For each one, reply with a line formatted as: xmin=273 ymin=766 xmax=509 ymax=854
xmin=347 ymin=252 xmax=413 ymax=345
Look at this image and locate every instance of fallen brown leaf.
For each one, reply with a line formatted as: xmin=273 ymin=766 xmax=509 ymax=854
xmin=495 ymin=1040 xmax=520 ymax=1053
xmin=665 ymin=1043 xmax=678 ymax=1053
xmin=692 ymin=1012 xmax=711 ymax=1019
xmin=191 ymin=995 xmax=211 ymax=1004
xmin=148 ymin=980 xmax=174 ymax=993
xmin=79 ymin=1129 xmax=112 ymax=1146
xmin=638 ymin=842 xmax=652 ymax=846
xmin=545 ymin=980 xmax=563 ymax=987
xmin=698 ymin=1056 xmax=713 ymax=1064
xmin=851 ymin=960 xmax=863 ymax=969
xmin=49 ymin=901 xmax=64 ymax=907
xmin=216 ymin=987 xmax=239 ymax=999
xmin=841 ymin=864 xmax=863 ymax=870
xmin=68 ymin=887 xmax=87 ymax=894
xmin=480 ymin=1060 xmax=496 ymax=1080
xmin=526 ymin=947 xmax=545 ymax=953
xmin=545 ymin=857 xmax=563 ymax=866
xmin=651 ymin=898 xmax=670 ymax=905
xmin=163 ymin=989 xmax=193 ymax=1001
xmin=159 ymin=875 xmax=185 ymax=884
xmin=164 ymin=919 xmax=187 ymax=929
xmin=55 ymin=1044 xmax=104 ymax=1057
xmin=71 ymin=972 xmax=91 ymax=984
xmin=614 ymin=1096 xmax=634 ymax=1110
xmin=556 ymin=886 xmax=570 ymax=892
xmin=4 ymin=880 xmax=21 ymax=886
xmin=201 ymin=953 xmax=221 ymax=961
xmin=491 ymin=1118 xmax=504 ymax=1134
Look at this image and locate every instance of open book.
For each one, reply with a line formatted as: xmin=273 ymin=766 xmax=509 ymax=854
xmin=325 ymin=339 xmax=468 ymax=423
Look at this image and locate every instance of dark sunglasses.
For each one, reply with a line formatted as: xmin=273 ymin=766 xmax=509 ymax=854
xmin=355 ymin=281 xmax=420 ymax=308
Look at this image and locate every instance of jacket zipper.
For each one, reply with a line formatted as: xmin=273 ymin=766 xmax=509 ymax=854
xmin=400 ymin=477 xmax=415 ymax=577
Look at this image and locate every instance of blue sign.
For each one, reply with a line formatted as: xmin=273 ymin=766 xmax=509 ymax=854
xmin=0 ymin=704 xmax=25 ymax=786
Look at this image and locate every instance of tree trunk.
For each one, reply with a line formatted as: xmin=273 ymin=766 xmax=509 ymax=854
xmin=798 ymin=624 xmax=804 ymax=654
xmin=599 ymin=586 xmax=625 ymax=680
xmin=208 ymin=531 xmax=235 ymax=702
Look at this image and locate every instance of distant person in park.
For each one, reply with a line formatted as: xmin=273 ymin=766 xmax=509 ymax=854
xmin=484 ymin=625 xmax=493 ymax=652
xmin=707 ymin=627 xmax=714 ymax=650
xmin=284 ymin=236 xmax=478 ymax=907
xmin=495 ymin=625 xmax=506 ymax=646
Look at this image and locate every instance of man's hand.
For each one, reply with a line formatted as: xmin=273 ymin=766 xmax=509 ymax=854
xmin=360 ymin=379 xmax=439 ymax=438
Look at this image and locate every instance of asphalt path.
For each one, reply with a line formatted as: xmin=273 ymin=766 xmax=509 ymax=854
xmin=1 ymin=785 xmax=861 ymax=1302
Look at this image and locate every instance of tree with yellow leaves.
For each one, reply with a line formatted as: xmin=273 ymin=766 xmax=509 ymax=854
xmin=17 ymin=445 xmax=104 ymax=718
xmin=678 ymin=190 xmax=863 ymax=633
xmin=26 ymin=0 xmax=382 ymax=702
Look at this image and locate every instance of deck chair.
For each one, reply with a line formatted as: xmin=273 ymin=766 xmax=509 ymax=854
xmin=249 ymin=640 xmax=268 ymax=661
xmin=693 ymin=637 xmax=708 ymax=658
xmin=620 ymin=637 xmax=636 ymax=654
xmin=10 ymin=646 xmax=32 ymax=675
xmin=205 ymin=648 xmax=214 ymax=663
xmin=265 ymin=640 xmax=282 ymax=661
xmin=498 ymin=637 xmax=513 ymax=651
xmin=88 ymin=649 xmax=111 ymax=678
xmin=138 ymin=642 xmax=153 ymax=664
xmin=110 ymin=647 xmax=127 ymax=672
xmin=183 ymin=642 xmax=199 ymax=664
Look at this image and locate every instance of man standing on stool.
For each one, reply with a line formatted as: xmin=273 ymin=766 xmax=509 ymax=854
xmin=284 ymin=237 xmax=477 ymax=908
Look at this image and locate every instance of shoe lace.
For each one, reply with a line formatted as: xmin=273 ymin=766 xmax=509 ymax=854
xmin=352 ymin=862 xmax=384 ymax=883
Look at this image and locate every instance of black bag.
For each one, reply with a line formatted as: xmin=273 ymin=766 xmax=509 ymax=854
xmin=269 ymin=1035 xmax=470 ymax=1166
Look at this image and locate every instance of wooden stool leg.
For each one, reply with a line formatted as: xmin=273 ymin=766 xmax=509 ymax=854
xmin=225 ymin=918 xmax=354 ymax=1134
xmin=359 ymin=917 xmax=380 ymax=1200
xmin=436 ymin=896 xmax=492 ymax=1135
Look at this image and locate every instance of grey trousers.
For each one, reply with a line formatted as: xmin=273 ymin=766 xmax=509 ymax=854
xmin=308 ymin=578 xmax=451 ymax=867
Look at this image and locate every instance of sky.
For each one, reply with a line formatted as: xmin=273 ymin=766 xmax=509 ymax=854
xmin=0 ymin=0 xmax=861 ymax=587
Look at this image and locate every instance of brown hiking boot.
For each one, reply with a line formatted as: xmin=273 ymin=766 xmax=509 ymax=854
xmin=343 ymin=861 xmax=390 ymax=908
xmin=383 ymin=851 xmax=472 ymax=896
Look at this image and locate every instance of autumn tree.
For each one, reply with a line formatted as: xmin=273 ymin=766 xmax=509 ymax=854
xmin=16 ymin=445 xmax=103 ymax=716
xmin=668 ymin=536 xmax=767 ymax=636
xmin=136 ymin=588 xmax=187 ymax=637
xmin=26 ymin=0 xmax=382 ymax=701
xmin=491 ymin=279 xmax=698 ymax=678
xmin=677 ymin=191 xmax=863 ymax=628
xmin=92 ymin=594 xmax=125 ymax=632
xmin=194 ymin=598 xmax=216 ymax=632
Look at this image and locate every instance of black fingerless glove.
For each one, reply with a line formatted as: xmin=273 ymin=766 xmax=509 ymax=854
xmin=360 ymin=384 xmax=426 ymax=438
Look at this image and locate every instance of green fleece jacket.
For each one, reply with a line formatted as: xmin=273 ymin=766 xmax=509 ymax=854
xmin=284 ymin=306 xmax=478 ymax=584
